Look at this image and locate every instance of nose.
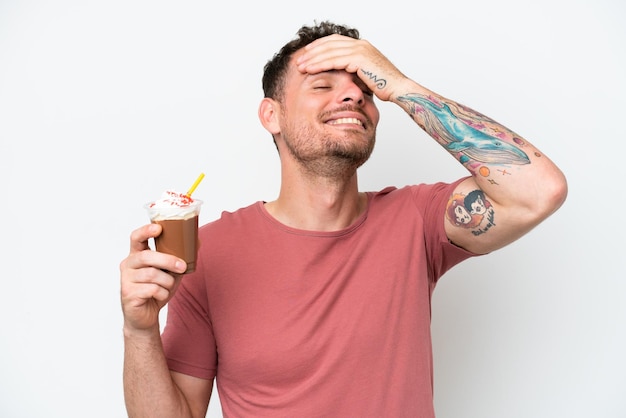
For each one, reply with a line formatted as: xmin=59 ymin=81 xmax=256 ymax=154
xmin=340 ymin=77 xmax=365 ymax=105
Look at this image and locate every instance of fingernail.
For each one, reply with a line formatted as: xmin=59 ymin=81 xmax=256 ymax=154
xmin=175 ymin=260 xmax=186 ymax=272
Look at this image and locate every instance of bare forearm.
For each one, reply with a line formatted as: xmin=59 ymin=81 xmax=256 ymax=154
xmin=123 ymin=328 xmax=192 ymax=418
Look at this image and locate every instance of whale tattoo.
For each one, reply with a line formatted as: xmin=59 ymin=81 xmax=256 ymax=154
xmin=398 ymin=94 xmax=530 ymax=166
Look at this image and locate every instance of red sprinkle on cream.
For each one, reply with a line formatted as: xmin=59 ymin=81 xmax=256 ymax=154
xmin=149 ymin=190 xmax=194 ymax=208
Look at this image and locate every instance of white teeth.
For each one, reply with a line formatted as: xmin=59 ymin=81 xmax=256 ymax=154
xmin=329 ymin=118 xmax=362 ymax=126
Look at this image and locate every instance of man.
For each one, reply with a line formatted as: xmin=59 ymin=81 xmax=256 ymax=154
xmin=120 ymin=21 xmax=567 ymax=417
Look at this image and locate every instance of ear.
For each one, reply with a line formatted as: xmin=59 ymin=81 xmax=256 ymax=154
xmin=258 ymin=97 xmax=281 ymax=135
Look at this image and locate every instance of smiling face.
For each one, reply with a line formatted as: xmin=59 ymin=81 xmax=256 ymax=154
xmin=271 ymin=51 xmax=380 ymax=179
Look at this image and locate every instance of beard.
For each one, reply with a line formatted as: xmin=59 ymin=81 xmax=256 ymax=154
xmin=281 ymin=111 xmax=376 ymax=180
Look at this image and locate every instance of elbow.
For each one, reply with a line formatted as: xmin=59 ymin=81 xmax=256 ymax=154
xmin=555 ymin=174 xmax=569 ymax=209
xmin=538 ymin=169 xmax=568 ymax=220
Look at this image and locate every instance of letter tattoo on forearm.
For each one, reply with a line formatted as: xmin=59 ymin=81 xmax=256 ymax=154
xmin=360 ymin=69 xmax=386 ymax=89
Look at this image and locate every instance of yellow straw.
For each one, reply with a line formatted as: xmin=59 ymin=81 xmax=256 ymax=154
xmin=186 ymin=173 xmax=205 ymax=197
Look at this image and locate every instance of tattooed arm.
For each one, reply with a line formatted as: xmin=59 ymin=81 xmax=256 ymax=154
xmin=297 ymin=34 xmax=568 ymax=254
xmin=401 ymin=92 xmax=567 ymax=253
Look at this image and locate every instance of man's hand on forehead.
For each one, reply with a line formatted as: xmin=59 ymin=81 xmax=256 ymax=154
xmin=296 ymin=35 xmax=363 ymax=74
xmin=295 ymin=34 xmax=405 ymax=102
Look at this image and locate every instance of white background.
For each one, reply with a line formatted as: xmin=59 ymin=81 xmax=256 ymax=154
xmin=1 ymin=0 xmax=624 ymax=417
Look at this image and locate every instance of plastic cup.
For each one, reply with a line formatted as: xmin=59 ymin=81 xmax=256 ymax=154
xmin=144 ymin=200 xmax=202 ymax=274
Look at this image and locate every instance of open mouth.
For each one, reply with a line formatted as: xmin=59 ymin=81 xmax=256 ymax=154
xmin=327 ymin=117 xmax=364 ymax=127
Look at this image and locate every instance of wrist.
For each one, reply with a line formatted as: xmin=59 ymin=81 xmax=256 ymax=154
xmin=123 ymin=322 xmax=161 ymax=341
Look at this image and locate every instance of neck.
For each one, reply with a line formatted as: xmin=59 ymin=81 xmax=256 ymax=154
xmin=265 ymin=167 xmax=366 ymax=232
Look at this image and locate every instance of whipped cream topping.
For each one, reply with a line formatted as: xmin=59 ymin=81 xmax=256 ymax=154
xmin=145 ymin=190 xmax=202 ymax=220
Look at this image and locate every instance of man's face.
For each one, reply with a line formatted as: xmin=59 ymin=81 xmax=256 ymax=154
xmin=454 ymin=205 xmax=472 ymax=225
xmin=470 ymin=196 xmax=486 ymax=215
xmin=274 ymin=50 xmax=380 ymax=176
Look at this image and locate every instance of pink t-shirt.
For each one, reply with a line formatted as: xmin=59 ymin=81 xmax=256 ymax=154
xmin=162 ymin=181 xmax=476 ymax=417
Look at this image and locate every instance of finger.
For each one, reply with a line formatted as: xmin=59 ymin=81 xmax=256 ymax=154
xmin=131 ymin=265 xmax=178 ymax=288
xmin=297 ymin=51 xmax=355 ymax=75
xmin=121 ymin=267 xmax=183 ymax=312
xmin=298 ymin=40 xmax=373 ymax=75
xmin=123 ymin=248 xmax=187 ymax=275
xmin=128 ymin=276 xmax=177 ymax=305
xmin=302 ymin=33 xmax=351 ymax=51
xmin=129 ymin=223 xmax=162 ymax=254
xmin=298 ymin=42 xmax=354 ymax=69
